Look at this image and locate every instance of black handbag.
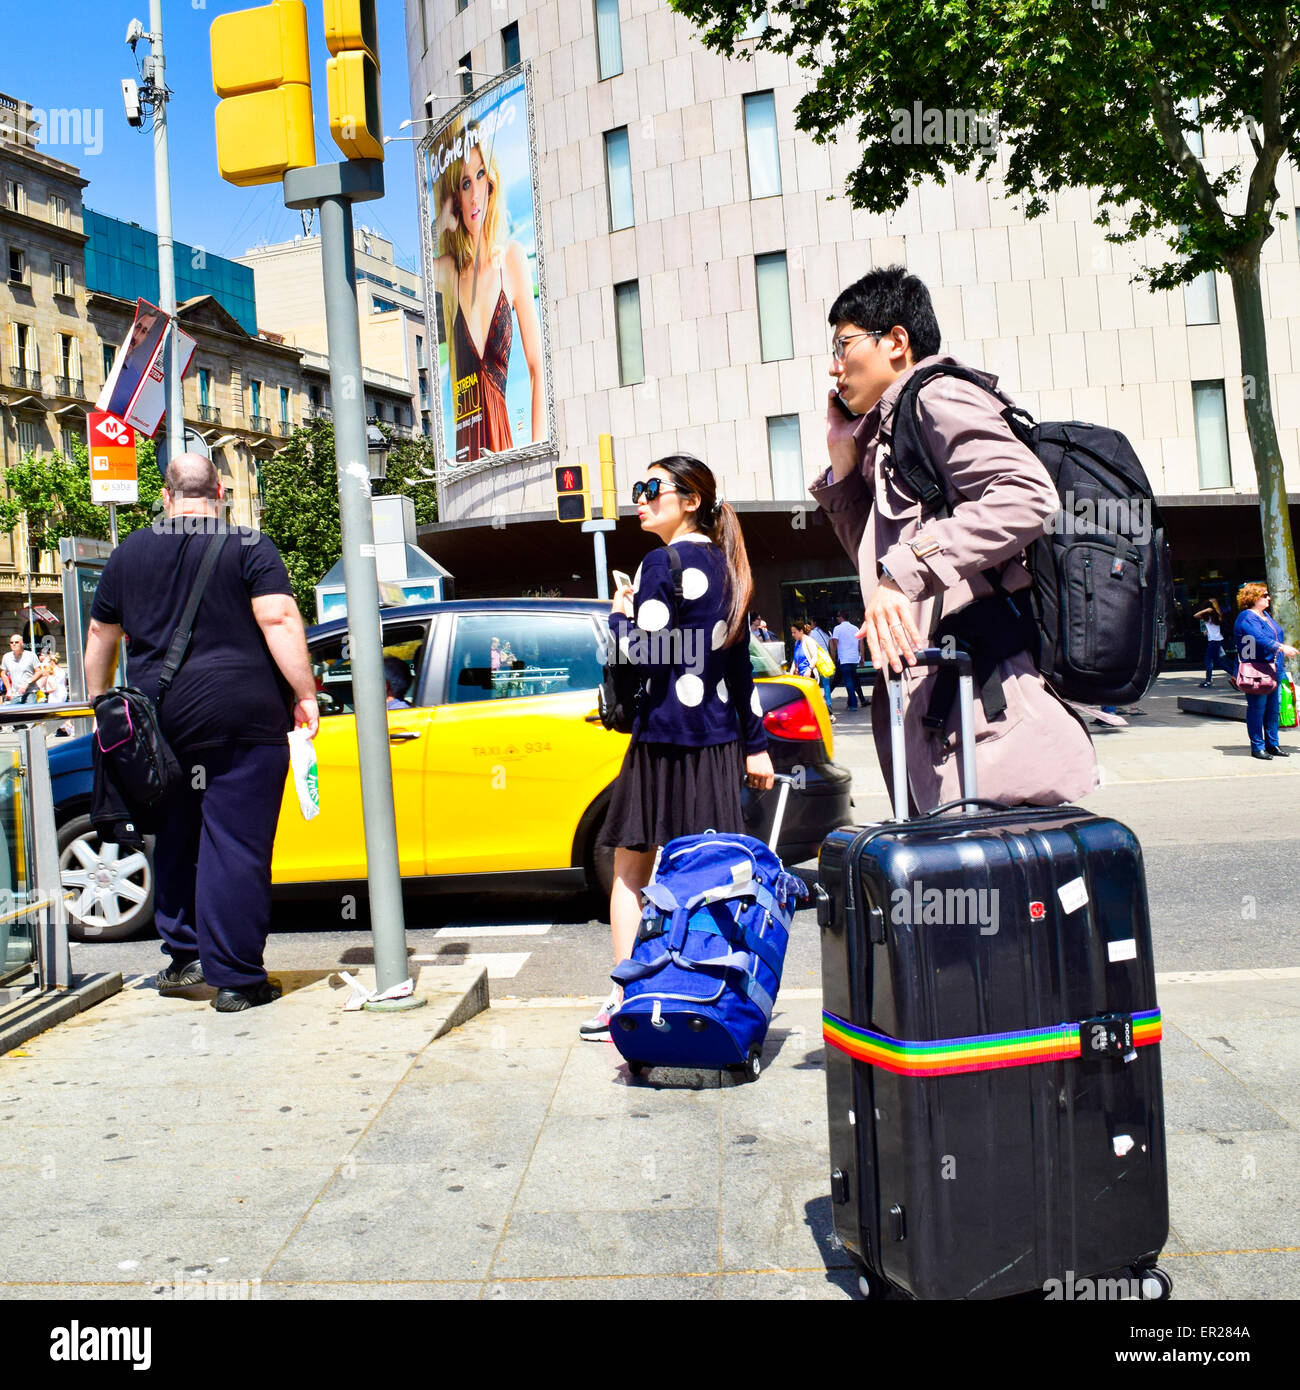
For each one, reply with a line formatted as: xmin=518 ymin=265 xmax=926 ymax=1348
xmin=597 ymin=545 xmax=683 ymax=732
xmin=92 ymin=532 xmax=228 ymax=815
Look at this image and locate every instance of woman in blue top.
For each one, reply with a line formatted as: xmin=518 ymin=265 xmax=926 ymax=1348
xmin=1233 ymin=581 xmax=1298 ymax=760
xmin=581 ymin=455 xmax=776 ymax=1040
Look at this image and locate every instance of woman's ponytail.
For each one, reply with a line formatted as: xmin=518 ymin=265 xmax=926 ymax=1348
xmin=709 ymin=500 xmax=753 ymax=649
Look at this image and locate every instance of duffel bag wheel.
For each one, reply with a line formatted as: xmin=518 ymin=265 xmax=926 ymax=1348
xmin=745 ymin=1047 xmax=762 ymax=1082
xmin=1137 ymin=1265 xmax=1173 ymax=1301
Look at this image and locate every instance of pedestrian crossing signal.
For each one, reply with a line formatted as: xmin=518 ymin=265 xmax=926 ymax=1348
xmin=555 ymin=464 xmax=590 ymax=523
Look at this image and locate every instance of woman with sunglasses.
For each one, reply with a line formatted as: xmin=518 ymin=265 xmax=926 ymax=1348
xmin=581 ymin=456 xmax=776 ymax=1041
xmin=1233 ymin=582 xmax=1298 ymax=760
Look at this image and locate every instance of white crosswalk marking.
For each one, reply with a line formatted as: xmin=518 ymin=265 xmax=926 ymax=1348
xmin=413 ymin=952 xmax=532 ymax=980
xmin=431 ymin=923 xmax=553 ymax=939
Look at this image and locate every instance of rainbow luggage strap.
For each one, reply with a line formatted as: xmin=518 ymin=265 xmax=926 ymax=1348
xmin=822 ymin=1008 xmax=1162 ymax=1077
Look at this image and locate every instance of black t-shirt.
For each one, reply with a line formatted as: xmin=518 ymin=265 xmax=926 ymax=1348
xmin=90 ymin=520 xmax=297 ymax=750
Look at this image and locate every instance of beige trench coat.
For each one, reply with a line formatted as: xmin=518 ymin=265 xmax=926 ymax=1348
xmin=809 ymin=355 xmax=1099 ymax=813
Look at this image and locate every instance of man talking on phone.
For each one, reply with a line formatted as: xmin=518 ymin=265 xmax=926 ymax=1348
xmin=810 ymin=265 xmax=1096 ymax=813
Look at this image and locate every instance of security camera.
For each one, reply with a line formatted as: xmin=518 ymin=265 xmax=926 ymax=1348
xmin=122 ymin=78 xmax=143 ymax=127
xmin=125 ymin=18 xmax=145 ymax=48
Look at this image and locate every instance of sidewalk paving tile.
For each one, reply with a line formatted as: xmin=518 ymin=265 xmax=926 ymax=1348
xmin=1183 ymin=1251 xmax=1299 ymax=1300
xmin=483 ymin=1273 xmax=721 ymax=1299
xmin=1158 ymin=1023 xmax=1288 ymax=1135
xmin=1165 ymin=1130 xmax=1300 ymax=1252
xmin=490 ymin=1208 xmax=719 ymax=1280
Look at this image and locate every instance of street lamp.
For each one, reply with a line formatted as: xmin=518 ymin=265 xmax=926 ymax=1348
xmin=366 ymin=423 xmax=390 ymax=482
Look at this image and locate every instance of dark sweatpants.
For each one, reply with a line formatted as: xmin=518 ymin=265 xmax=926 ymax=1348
xmin=152 ymin=742 xmax=290 ymax=989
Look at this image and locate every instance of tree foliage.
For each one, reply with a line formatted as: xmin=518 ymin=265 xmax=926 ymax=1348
xmin=0 ymin=436 xmax=164 ymax=553
xmin=255 ymin=418 xmax=440 ymax=618
xmin=671 ymin=0 xmax=1300 ymax=635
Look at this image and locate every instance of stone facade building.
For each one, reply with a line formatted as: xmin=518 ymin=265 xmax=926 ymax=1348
xmin=405 ymin=3 xmax=1300 ymax=658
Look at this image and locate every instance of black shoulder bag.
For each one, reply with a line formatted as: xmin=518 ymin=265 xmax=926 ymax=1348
xmin=92 ymin=532 xmax=229 ymax=820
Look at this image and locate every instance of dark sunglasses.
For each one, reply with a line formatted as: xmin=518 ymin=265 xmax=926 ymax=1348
xmin=631 ymin=479 xmax=681 ymax=503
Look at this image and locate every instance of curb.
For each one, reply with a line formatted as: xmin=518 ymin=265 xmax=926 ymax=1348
xmin=0 ymin=971 xmax=123 ymax=1056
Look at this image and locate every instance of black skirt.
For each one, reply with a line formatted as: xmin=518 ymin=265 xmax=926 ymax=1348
xmin=597 ymin=739 xmax=745 ymax=851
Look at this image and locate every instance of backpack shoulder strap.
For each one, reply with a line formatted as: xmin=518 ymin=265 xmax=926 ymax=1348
xmin=158 ymin=532 xmax=229 ymax=702
xmin=664 ymin=542 xmax=685 ymax=598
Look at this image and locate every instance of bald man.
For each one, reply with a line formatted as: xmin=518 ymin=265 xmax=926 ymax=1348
xmin=84 ymin=454 xmax=318 ymax=1012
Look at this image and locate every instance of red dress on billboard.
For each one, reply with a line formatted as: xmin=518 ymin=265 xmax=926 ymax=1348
xmin=453 ymin=272 xmax=514 ymax=462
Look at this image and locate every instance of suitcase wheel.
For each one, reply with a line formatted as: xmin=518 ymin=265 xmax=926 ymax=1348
xmin=854 ymin=1265 xmax=887 ymax=1301
xmin=728 ymin=1046 xmax=763 ymax=1083
xmin=627 ymin=1060 xmax=648 ymax=1078
xmin=1135 ymin=1265 xmax=1173 ymax=1301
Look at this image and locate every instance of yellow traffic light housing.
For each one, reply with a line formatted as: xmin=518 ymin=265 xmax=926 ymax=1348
xmin=211 ymin=1 xmax=315 ymax=187
xmin=598 ymin=433 xmax=618 ymax=519
xmin=555 ymin=464 xmax=591 ymax=523
xmin=324 ymin=0 xmax=384 ymax=162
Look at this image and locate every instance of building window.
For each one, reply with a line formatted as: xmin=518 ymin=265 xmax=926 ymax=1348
xmin=8 ymin=246 xmax=27 ymax=284
xmin=604 ymin=127 xmax=634 ymax=231
xmin=280 ymin=386 xmax=290 ymax=423
xmin=53 ymin=260 xmax=73 ymax=296
xmin=60 ymin=426 xmax=75 ymax=458
xmin=1179 ymin=97 xmax=1204 ymax=157
xmin=415 ymin=334 xmax=426 ymax=368
xmin=614 ymin=280 xmax=644 ymax=386
xmin=743 ymin=91 xmax=781 ymax=199
xmin=419 ymin=0 xmax=429 ymax=53
xmin=455 ymin=0 xmax=467 ymax=11
xmin=250 ymin=379 xmax=263 ymax=418
xmin=1183 ymin=269 xmax=1219 ymax=326
xmin=198 ymin=367 xmax=211 ymax=407
xmin=755 ymin=252 xmax=794 ymax=362
xmin=4 ymin=180 xmax=24 ymax=214
xmin=502 ymin=21 xmax=520 ymax=68
xmin=767 ymin=415 xmax=804 ymax=500
xmin=17 ymin=419 xmax=38 ymax=454
xmin=1191 ymin=380 xmax=1231 ymax=489
xmin=59 ymin=333 xmax=75 ymax=376
xmin=10 ymin=322 xmax=36 ymax=378
xmin=424 ymin=97 xmax=435 ymax=123
xmin=459 ymin=53 xmax=473 ymax=97
xmin=102 ymin=343 xmax=117 ymax=382
xmin=739 ymin=7 xmax=771 ymax=39
xmin=595 ymin=0 xmax=623 ymax=80
xmin=49 ymin=194 xmax=69 ymax=228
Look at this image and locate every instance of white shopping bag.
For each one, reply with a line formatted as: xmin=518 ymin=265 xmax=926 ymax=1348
xmin=287 ymin=727 xmax=320 ymax=821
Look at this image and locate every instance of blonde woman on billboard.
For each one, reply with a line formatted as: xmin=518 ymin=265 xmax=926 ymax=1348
xmin=434 ymin=123 xmax=544 ymax=463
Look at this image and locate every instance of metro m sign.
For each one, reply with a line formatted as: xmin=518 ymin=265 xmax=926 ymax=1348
xmin=88 ymin=411 xmax=139 ymax=504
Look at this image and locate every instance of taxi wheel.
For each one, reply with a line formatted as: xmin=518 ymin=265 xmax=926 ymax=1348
xmin=57 ymin=814 xmax=156 ymax=943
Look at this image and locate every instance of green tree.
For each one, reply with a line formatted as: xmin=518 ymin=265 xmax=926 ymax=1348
xmin=0 ymin=436 xmax=164 ymax=553
xmin=255 ymin=418 xmax=440 ymax=618
xmin=672 ymin=0 xmax=1300 ymax=639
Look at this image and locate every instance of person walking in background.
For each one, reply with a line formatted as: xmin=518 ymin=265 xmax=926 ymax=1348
xmin=82 ymin=454 xmax=319 ymax=1012
xmin=808 ymin=619 xmax=836 ymax=718
xmin=586 ymin=454 xmax=776 ymax=1041
xmin=1233 ymin=582 xmax=1297 ymax=761
xmin=790 ymin=621 xmax=835 ymax=721
xmin=831 ymin=610 xmax=865 ymax=710
xmin=1195 ymin=598 xmax=1236 ymax=687
xmin=750 ymin=615 xmax=776 ymax=642
xmin=2 ymin=634 xmax=39 ymax=704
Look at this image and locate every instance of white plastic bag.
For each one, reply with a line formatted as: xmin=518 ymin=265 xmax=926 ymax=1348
xmin=287 ymin=727 xmax=320 ymax=821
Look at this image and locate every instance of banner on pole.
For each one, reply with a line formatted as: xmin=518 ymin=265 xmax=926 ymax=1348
xmin=87 ymin=411 xmax=139 ymax=503
xmin=95 ymin=297 xmax=197 ymax=437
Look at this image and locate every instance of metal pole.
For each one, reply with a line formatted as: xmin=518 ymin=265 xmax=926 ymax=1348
xmin=316 ymin=188 xmax=417 ymax=1006
xmin=592 ymin=529 xmax=608 ymax=601
xmin=108 ymin=503 xmax=119 ymax=549
xmin=149 ymin=0 xmax=185 ymax=473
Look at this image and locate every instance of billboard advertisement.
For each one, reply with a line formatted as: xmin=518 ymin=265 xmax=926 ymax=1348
xmin=95 ymin=297 xmax=197 ymax=437
xmin=418 ymin=64 xmax=555 ymax=479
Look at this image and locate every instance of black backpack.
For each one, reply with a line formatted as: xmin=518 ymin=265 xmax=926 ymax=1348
xmin=597 ymin=545 xmax=683 ymax=733
xmin=887 ymin=363 xmax=1174 ymax=709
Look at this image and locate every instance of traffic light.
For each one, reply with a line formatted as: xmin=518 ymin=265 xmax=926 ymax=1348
xmin=211 ymin=1 xmax=315 ymax=187
xmin=555 ymin=464 xmax=591 ymax=523
xmin=324 ymin=0 xmax=384 ymax=161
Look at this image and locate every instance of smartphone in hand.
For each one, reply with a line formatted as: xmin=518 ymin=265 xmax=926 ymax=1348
xmin=831 ymin=391 xmax=860 ymax=421
xmin=612 ymin=569 xmax=632 ymax=593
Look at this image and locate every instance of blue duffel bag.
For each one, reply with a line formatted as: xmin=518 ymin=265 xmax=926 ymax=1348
xmin=610 ymin=826 xmax=808 ymax=1080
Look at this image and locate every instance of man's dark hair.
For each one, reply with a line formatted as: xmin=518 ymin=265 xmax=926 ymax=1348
xmin=829 ymin=264 xmax=941 ymax=361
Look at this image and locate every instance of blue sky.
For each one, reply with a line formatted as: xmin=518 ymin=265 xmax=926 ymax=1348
xmin=1 ymin=0 xmax=421 ymax=272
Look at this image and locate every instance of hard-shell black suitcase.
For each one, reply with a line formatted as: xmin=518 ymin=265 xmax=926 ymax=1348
xmin=815 ymin=648 xmax=1171 ymax=1301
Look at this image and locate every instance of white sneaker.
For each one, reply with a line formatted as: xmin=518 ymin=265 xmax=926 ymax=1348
xmin=579 ymin=988 xmax=621 ymax=1041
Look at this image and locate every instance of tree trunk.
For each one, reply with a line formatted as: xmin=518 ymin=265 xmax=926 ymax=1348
xmin=1228 ymin=259 xmax=1299 ymax=661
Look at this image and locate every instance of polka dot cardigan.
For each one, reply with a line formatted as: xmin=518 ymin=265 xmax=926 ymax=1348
xmin=608 ymin=534 xmax=768 ymax=751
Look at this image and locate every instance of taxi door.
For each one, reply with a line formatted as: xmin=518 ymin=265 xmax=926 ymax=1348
xmin=271 ymin=620 xmax=432 ymax=884
xmin=423 ymin=610 xmax=628 ymax=874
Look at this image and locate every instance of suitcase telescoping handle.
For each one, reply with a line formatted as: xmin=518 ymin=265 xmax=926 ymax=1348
xmin=886 ymin=647 xmax=978 ymax=821
xmin=766 ymin=772 xmax=795 ymax=850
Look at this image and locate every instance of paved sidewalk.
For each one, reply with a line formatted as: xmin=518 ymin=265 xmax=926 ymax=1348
xmin=1 ymin=964 xmax=1295 ymax=1299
